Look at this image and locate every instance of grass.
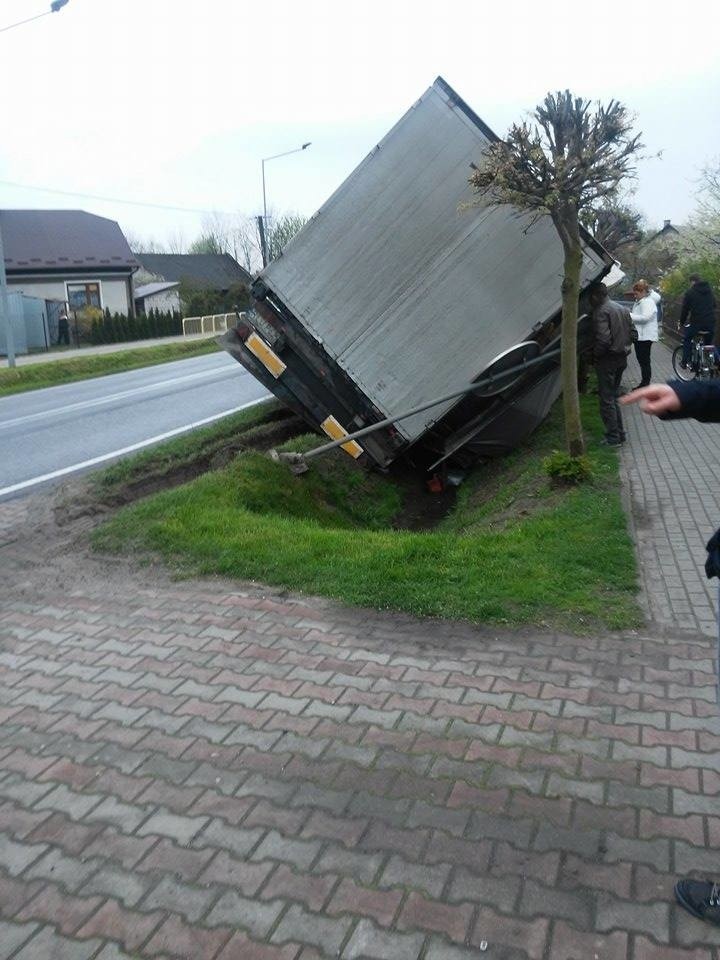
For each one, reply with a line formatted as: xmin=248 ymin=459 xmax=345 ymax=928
xmin=91 ymin=384 xmax=641 ymax=632
xmin=0 ymin=338 xmax=221 ymax=397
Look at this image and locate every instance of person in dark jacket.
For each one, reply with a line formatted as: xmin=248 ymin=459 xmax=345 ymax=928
xmin=588 ymin=282 xmax=635 ymax=446
xmin=680 ymin=275 xmax=716 ymax=365
xmin=623 ymin=377 xmax=720 ymax=928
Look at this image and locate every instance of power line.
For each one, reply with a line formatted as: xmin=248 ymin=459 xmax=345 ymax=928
xmin=0 ymin=178 xmax=232 ymax=216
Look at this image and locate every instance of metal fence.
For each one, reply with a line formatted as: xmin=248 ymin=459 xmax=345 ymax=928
xmin=182 ymin=313 xmax=237 ymax=337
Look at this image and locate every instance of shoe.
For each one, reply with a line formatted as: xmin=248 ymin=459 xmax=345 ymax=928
xmin=600 ymin=437 xmax=624 ymax=446
xmin=675 ymin=878 xmax=720 ymax=927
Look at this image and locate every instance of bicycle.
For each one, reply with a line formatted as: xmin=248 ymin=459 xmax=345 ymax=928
xmin=671 ymin=330 xmax=720 ymax=381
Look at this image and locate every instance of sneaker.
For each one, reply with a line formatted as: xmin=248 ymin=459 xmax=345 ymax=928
xmin=600 ymin=437 xmax=624 ymax=446
xmin=675 ymin=878 xmax=720 ymax=926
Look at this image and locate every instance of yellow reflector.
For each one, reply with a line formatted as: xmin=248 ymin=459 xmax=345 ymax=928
xmin=245 ymin=332 xmax=286 ymax=378
xmin=321 ymin=415 xmax=364 ymax=459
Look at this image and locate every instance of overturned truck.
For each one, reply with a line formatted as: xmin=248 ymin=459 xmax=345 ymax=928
xmin=222 ymin=77 xmax=612 ymax=472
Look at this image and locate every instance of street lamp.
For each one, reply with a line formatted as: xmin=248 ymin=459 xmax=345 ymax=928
xmin=0 ymin=0 xmax=70 ymax=34
xmin=261 ymin=142 xmax=311 ymax=266
xmin=1 ymin=0 xmax=70 ymax=367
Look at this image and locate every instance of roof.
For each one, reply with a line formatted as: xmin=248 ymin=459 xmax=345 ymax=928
xmin=0 ymin=209 xmax=138 ymax=272
xmin=134 ymin=281 xmax=180 ymax=300
xmin=135 ymin=253 xmax=251 ymax=289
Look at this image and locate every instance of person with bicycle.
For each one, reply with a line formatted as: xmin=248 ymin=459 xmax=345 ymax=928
xmin=680 ymin=274 xmax=716 ymax=367
xmin=623 ymin=377 xmax=720 ymax=928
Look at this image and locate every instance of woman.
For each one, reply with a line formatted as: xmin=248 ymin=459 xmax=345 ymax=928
xmin=629 ymin=279 xmax=658 ymax=388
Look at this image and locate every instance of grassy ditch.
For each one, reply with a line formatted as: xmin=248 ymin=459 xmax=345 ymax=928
xmin=91 ymin=389 xmax=640 ymax=632
xmin=0 ymin=338 xmax=220 ymax=397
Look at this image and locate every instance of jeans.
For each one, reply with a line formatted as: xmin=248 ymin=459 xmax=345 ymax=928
xmin=596 ymin=363 xmax=626 ymax=441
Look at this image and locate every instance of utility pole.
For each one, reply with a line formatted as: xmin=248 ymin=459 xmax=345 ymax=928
xmin=0 ymin=222 xmax=16 ymax=367
xmin=261 ymin=142 xmax=311 ymax=267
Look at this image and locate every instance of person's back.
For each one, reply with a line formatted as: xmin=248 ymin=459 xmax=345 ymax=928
xmin=681 ymin=278 xmax=716 ymax=331
xmin=593 ymin=296 xmax=634 ymax=366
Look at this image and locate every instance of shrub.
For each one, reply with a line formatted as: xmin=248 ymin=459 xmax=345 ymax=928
xmin=542 ymin=450 xmax=593 ymax=485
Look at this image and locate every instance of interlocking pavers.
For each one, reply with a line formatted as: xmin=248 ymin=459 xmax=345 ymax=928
xmin=1 ymin=398 xmax=720 ymax=959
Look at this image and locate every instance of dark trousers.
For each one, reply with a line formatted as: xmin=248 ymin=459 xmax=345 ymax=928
xmin=633 ymin=340 xmax=652 ymax=386
xmin=57 ymin=322 xmax=70 ymax=346
xmin=596 ymin=363 xmax=626 ymax=441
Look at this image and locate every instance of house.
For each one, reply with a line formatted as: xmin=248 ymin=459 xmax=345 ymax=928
xmin=134 ymin=280 xmax=181 ymax=316
xmin=1 ymin=209 xmax=138 ymax=316
xmin=134 ymin=253 xmax=251 ymax=294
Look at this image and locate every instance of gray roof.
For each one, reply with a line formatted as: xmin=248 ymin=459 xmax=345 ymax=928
xmin=134 ymin=281 xmax=180 ymax=300
xmin=135 ymin=253 xmax=251 ymax=289
xmin=0 ymin=209 xmax=138 ymax=272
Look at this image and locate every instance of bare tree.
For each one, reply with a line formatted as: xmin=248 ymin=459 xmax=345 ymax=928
xmin=469 ymin=91 xmax=642 ymax=456
xmin=166 ymin=228 xmax=188 ymax=254
xmin=581 ymin=200 xmax=643 ymax=256
xmin=268 ymin=213 xmax=308 ymax=261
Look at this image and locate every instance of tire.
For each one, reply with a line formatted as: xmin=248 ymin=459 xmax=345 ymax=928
xmin=672 ymin=346 xmax=696 ymax=381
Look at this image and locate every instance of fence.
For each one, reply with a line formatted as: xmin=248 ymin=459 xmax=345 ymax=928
xmin=182 ymin=313 xmax=237 ymax=337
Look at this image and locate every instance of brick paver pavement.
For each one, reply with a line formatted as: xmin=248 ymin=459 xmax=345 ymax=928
xmin=621 ymin=342 xmax=720 ymax=637
xmin=1 ymin=353 xmax=720 ymax=958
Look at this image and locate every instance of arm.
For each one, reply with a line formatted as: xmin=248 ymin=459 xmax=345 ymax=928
xmin=680 ymin=292 xmax=691 ymax=326
xmin=594 ymin=305 xmax=613 ymax=356
xmin=622 ymin=379 xmax=720 ymax=422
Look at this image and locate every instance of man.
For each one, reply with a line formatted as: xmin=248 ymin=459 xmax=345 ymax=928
xmin=680 ymin=274 xmax=716 ymax=366
xmin=588 ymin=282 xmax=635 ymax=446
xmin=623 ymin=377 xmax=720 ymax=927
xmin=57 ymin=310 xmax=70 ymax=347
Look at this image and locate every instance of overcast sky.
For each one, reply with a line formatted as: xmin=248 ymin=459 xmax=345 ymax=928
xmin=1 ymin=0 xmax=718 ymax=250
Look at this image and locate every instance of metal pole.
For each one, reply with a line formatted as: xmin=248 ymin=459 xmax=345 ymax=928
xmin=0 ymin=222 xmax=16 ymax=368
xmin=261 ymin=159 xmax=268 ymax=267
xmin=277 ymin=347 xmax=562 ymax=466
xmin=260 ymin=143 xmax=311 ymax=269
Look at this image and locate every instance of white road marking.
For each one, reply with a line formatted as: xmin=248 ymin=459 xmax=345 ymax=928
xmin=0 ymin=397 xmax=270 ymax=500
xmin=0 ymin=363 xmax=240 ymax=431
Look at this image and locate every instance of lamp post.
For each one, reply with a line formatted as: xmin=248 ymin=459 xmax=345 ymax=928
xmin=1 ymin=1 xmax=70 ymax=366
xmin=0 ymin=0 xmax=70 ymax=34
xmin=261 ymin=142 xmax=311 ymax=267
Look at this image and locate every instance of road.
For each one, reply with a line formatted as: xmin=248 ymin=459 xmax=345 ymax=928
xmin=0 ymin=352 xmax=271 ymax=500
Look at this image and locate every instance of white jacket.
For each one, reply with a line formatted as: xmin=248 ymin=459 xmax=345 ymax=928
xmin=630 ymin=294 xmax=659 ymax=342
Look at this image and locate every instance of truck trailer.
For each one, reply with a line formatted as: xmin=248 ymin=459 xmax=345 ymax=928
xmin=222 ymin=77 xmax=612 ymax=471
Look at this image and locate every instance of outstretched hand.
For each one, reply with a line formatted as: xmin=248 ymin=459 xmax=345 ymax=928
xmin=621 ymin=384 xmax=682 ymax=416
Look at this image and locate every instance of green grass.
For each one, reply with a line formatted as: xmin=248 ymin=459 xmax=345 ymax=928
xmin=92 ymin=385 xmax=641 ymax=632
xmin=0 ymin=338 xmax=221 ymax=397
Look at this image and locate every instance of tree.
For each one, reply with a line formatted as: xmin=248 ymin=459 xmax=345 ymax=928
xmin=267 ymin=213 xmax=308 ymax=261
xmin=581 ymin=200 xmax=643 ymax=256
xmin=188 ymin=232 xmax=225 ymax=255
xmin=469 ymin=91 xmax=642 ymax=457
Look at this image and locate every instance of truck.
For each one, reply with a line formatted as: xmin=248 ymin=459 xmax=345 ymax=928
xmin=221 ymin=77 xmax=612 ymax=472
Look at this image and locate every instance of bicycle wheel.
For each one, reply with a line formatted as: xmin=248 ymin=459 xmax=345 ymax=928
xmin=672 ymin=346 xmax=696 ymax=381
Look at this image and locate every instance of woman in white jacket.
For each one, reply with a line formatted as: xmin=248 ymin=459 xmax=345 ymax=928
xmin=630 ymin=279 xmax=659 ymax=388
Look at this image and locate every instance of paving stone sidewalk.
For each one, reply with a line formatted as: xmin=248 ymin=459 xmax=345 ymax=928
xmin=621 ymin=342 xmax=720 ymax=637
xmin=1 ymin=348 xmax=720 ymax=960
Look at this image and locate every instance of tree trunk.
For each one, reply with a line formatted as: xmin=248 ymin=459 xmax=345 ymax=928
xmin=554 ymin=205 xmax=586 ymax=457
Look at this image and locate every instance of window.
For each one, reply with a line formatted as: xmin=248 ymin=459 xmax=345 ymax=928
xmin=67 ymin=282 xmax=102 ymax=310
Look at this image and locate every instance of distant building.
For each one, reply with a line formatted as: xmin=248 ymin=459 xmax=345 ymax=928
xmin=134 ymin=281 xmax=180 ymax=315
xmin=1 ymin=209 xmax=138 ymax=316
xmin=134 ymin=253 xmax=251 ymax=294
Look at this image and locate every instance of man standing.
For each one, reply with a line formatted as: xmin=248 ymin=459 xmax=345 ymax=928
xmin=587 ymin=282 xmax=634 ymax=446
xmin=57 ymin=310 xmax=70 ymax=347
xmin=622 ymin=377 xmax=720 ymax=927
xmin=680 ymin=274 xmax=716 ymax=366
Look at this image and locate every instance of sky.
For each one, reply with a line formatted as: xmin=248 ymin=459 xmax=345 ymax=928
xmin=1 ymin=0 xmax=718 ymax=251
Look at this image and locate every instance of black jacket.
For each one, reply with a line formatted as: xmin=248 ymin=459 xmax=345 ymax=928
xmin=680 ymin=281 xmax=716 ymax=330
xmin=666 ymin=378 xmax=720 ymax=577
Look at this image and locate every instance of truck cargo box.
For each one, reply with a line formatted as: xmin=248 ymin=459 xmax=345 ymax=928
xmin=222 ymin=77 xmax=611 ymax=468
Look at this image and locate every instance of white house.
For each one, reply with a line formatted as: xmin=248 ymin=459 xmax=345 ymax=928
xmin=1 ymin=209 xmax=138 ymax=317
xmin=134 ymin=281 xmax=181 ymax=315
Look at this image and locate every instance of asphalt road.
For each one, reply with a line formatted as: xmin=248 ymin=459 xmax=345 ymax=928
xmin=0 ymin=352 xmax=271 ymax=500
